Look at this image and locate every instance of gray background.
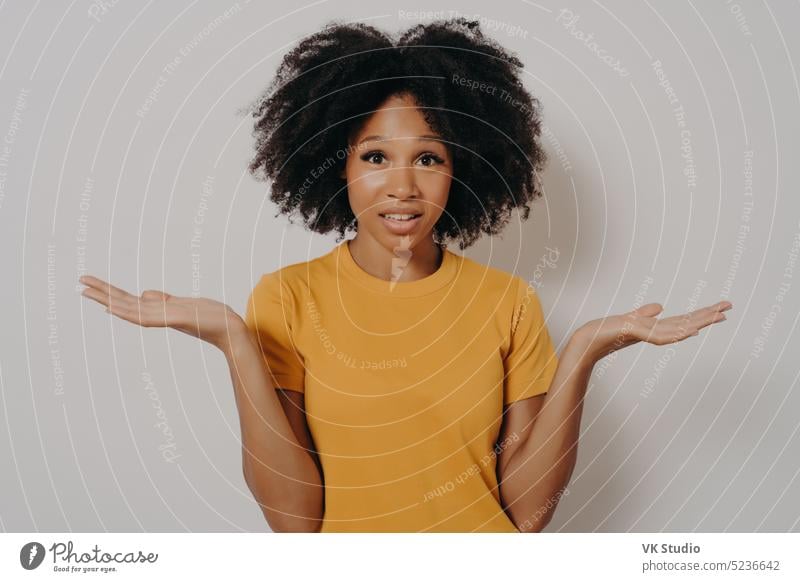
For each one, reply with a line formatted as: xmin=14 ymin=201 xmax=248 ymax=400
xmin=0 ymin=0 xmax=798 ymax=532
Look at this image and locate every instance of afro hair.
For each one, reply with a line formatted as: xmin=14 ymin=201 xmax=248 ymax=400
xmin=246 ymin=18 xmax=547 ymax=250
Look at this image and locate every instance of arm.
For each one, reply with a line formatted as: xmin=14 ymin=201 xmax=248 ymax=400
xmin=498 ymin=300 xmax=733 ymax=532
xmin=77 ymin=275 xmax=324 ymax=533
xmin=497 ymin=333 xmax=591 ymax=532
xmin=223 ymin=324 xmax=324 ymax=533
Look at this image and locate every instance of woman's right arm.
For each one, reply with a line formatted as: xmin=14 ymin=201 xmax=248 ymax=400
xmin=222 ymin=326 xmax=324 ymax=533
xmin=78 ymin=275 xmax=324 ymax=532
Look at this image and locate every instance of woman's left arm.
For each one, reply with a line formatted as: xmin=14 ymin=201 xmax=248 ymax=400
xmin=497 ymin=300 xmax=733 ymax=532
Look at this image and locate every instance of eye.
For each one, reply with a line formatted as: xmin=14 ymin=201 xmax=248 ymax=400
xmin=417 ymin=153 xmax=445 ymax=167
xmin=361 ymin=151 xmax=385 ymax=164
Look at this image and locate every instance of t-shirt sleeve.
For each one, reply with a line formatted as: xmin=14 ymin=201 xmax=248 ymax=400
xmin=503 ymin=277 xmax=559 ymax=405
xmin=244 ymin=273 xmax=305 ymax=393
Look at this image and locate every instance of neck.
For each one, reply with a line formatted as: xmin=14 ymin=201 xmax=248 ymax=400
xmin=348 ymin=233 xmax=443 ymax=282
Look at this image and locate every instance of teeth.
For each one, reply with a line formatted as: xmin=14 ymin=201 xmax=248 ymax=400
xmin=383 ymin=213 xmax=418 ymax=221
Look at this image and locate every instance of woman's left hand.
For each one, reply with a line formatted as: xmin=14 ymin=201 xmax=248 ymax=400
xmin=572 ymin=301 xmax=733 ymax=363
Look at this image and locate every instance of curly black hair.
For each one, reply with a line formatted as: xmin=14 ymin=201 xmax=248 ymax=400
xmin=246 ymin=18 xmax=547 ymax=250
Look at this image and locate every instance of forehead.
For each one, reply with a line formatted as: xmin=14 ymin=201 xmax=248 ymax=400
xmin=352 ymin=94 xmax=439 ymax=142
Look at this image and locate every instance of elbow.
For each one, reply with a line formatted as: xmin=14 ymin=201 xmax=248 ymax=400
xmin=251 ymin=492 xmax=324 ymax=533
xmin=515 ymin=483 xmax=570 ymax=533
xmin=265 ymin=511 xmax=323 ymax=533
xmin=517 ymin=503 xmax=558 ymax=533
xmin=244 ymin=467 xmax=324 ymax=533
xmin=518 ymin=519 xmax=550 ymax=533
xmin=563 ymin=458 xmax=577 ymax=487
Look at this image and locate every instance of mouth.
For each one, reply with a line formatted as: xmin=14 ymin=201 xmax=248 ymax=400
xmin=378 ymin=212 xmax=423 ymax=234
xmin=379 ymin=212 xmax=423 ymax=221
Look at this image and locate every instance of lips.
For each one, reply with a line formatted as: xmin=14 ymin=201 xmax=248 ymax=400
xmin=379 ymin=213 xmax=422 ymax=221
xmin=379 ymin=212 xmax=423 ymax=234
xmin=378 ymin=208 xmax=423 ymax=217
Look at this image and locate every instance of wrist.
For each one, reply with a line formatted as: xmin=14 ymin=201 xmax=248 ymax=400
xmin=216 ymin=317 xmax=252 ymax=357
xmin=565 ymin=327 xmax=601 ymax=372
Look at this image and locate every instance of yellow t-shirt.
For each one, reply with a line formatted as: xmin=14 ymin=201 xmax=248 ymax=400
xmin=244 ymin=240 xmax=559 ymax=532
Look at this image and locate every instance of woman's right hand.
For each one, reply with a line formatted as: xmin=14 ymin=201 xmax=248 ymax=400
xmin=79 ymin=275 xmax=249 ymax=351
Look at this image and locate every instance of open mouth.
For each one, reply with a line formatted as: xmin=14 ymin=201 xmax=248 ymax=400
xmin=378 ymin=212 xmax=423 ymax=234
xmin=379 ymin=213 xmax=423 ymax=222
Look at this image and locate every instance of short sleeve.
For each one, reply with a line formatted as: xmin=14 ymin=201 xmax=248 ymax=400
xmin=244 ymin=273 xmax=305 ymax=393
xmin=503 ymin=277 xmax=559 ymax=404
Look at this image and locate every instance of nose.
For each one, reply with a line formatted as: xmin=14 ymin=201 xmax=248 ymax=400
xmin=386 ymin=164 xmax=417 ymax=199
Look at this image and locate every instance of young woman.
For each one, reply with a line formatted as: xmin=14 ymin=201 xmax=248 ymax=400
xmin=79 ymin=19 xmax=733 ymax=533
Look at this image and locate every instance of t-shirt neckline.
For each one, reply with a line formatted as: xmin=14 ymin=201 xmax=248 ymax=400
xmin=336 ymin=239 xmax=459 ymax=297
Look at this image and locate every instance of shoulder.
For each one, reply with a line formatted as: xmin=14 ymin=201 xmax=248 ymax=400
xmin=451 ymin=250 xmax=530 ymax=301
xmin=250 ymin=247 xmax=336 ymax=299
xmin=245 ymin=252 xmax=333 ymax=330
xmin=450 ymin=252 xmax=544 ymax=336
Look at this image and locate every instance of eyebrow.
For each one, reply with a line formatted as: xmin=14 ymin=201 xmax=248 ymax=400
xmin=357 ymin=134 xmax=444 ymax=145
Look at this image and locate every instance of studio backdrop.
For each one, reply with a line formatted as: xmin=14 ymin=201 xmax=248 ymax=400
xmin=0 ymin=0 xmax=798 ymax=532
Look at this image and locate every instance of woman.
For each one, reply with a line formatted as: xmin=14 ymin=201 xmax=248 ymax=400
xmin=79 ymin=19 xmax=732 ymax=532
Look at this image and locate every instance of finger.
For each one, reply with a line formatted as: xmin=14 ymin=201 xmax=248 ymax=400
xmin=79 ymin=275 xmax=135 ymax=301
xmin=82 ymin=287 xmax=139 ymax=312
xmin=690 ymin=302 xmax=731 ymax=316
xmin=106 ymin=305 xmax=163 ymax=328
xmin=640 ymin=324 xmax=695 ymax=345
xmin=81 ymin=285 xmax=171 ymax=327
xmin=81 ymin=287 xmax=119 ymax=308
xmin=660 ymin=302 xmax=731 ymax=327
xmin=684 ymin=308 xmax=728 ymax=329
xmin=654 ymin=311 xmax=728 ymax=344
xmin=632 ymin=314 xmax=689 ymax=345
xmin=106 ymin=300 xmax=170 ymax=328
xmin=690 ymin=301 xmax=733 ymax=317
xmin=696 ymin=310 xmax=727 ymax=330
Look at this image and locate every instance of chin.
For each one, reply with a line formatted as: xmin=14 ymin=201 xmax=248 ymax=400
xmin=389 ymin=229 xmax=434 ymax=249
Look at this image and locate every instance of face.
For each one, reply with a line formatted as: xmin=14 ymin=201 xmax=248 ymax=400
xmin=343 ymin=93 xmax=453 ymax=251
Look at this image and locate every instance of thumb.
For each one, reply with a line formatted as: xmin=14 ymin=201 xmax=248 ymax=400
xmin=141 ymin=290 xmax=171 ymax=301
xmin=634 ymin=302 xmax=663 ymax=317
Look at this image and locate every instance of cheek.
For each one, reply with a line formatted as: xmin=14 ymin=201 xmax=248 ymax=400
xmin=345 ymin=166 xmax=384 ymax=216
xmin=420 ymin=171 xmax=452 ymax=213
xmin=345 ymin=160 xmax=385 ymax=190
xmin=357 ymin=171 xmax=389 ymax=191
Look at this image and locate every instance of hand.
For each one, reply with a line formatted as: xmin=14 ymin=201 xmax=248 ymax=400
xmin=78 ymin=275 xmax=248 ymax=351
xmin=572 ymin=300 xmax=733 ymax=363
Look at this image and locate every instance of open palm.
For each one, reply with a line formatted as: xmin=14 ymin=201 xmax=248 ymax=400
xmin=79 ymin=275 xmax=245 ymax=350
xmin=576 ymin=301 xmax=734 ymax=362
